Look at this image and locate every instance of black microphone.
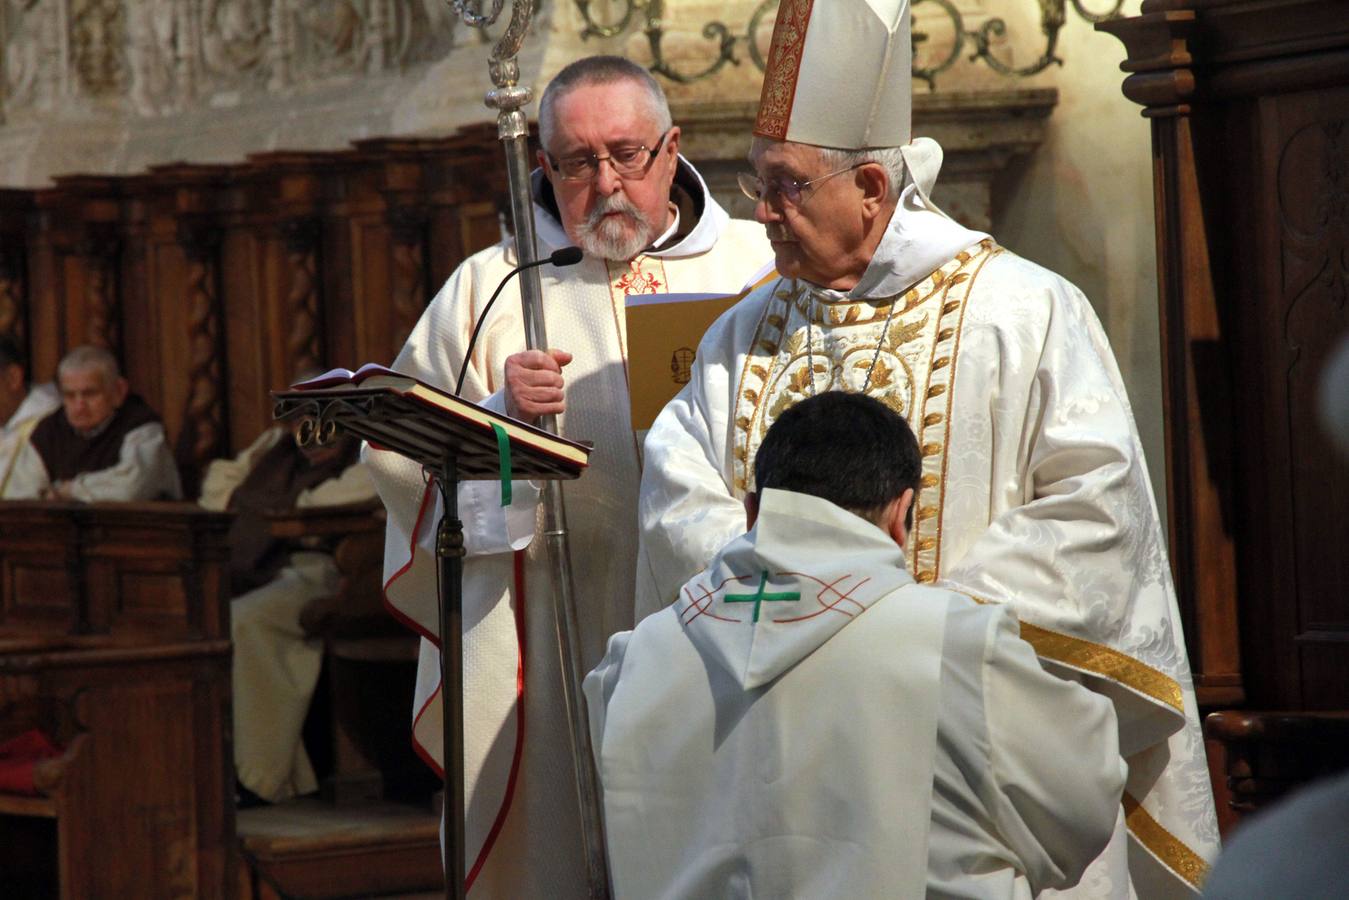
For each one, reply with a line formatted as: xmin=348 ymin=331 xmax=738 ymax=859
xmin=454 ymin=247 xmax=584 ymax=396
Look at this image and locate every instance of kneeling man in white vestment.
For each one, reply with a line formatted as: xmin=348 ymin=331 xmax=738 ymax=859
xmin=589 ymin=391 xmax=1127 ymax=898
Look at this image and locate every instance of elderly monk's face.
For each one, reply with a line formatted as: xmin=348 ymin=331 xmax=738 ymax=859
xmin=538 ymin=80 xmax=680 ymax=261
xmin=749 ymin=141 xmax=874 ymax=291
xmin=59 ymin=365 xmax=128 ymax=434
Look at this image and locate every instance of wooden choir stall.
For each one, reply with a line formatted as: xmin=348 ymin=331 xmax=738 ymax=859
xmin=0 ymin=127 xmax=515 ymax=897
xmin=0 ymin=503 xmax=233 ymax=897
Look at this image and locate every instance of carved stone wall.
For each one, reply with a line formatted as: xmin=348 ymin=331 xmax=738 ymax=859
xmin=0 ymin=2 xmax=1073 ymax=198
xmin=1 ymin=0 xmax=458 ymax=120
xmin=0 ymin=0 xmax=471 ymax=185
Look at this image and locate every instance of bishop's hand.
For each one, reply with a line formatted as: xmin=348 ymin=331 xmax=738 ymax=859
xmin=504 ymin=348 xmax=573 ymax=423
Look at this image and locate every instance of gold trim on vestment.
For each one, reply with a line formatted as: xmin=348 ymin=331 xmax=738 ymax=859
xmin=958 ymin=599 xmax=1201 ymax=890
xmin=962 ymin=593 xmax=1185 ymax=714
xmin=730 ymin=243 xmax=998 ymax=514
xmin=925 ymin=243 xmax=1000 ymax=579
xmin=731 ymin=283 xmax=789 ymax=493
xmin=1124 ymin=791 xmax=1210 ymax=890
xmin=1017 ymin=621 xmax=1184 ymax=712
xmin=908 ymin=241 xmax=995 ymax=581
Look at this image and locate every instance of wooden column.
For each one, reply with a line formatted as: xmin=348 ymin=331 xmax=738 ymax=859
xmin=0 ymin=191 xmax=33 ymax=351
xmin=178 ymin=216 xmax=226 ymax=483
xmin=1099 ymin=6 xmax=1243 ymax=707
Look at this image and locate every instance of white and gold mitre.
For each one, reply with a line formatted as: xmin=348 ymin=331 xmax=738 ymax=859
xmin=754 ymin=0 xmax=912 ymax=149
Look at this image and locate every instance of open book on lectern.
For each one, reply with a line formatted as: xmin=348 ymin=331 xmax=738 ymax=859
xmin=272 ymin=363 xmax=591 ymax=482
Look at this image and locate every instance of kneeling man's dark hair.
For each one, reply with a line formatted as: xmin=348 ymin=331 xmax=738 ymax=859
xmin=754 ymin=391 xmax=922 ymax=526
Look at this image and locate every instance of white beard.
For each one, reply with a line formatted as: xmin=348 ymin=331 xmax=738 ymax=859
xmin=575 ymin=194 xmax=659 ymax=261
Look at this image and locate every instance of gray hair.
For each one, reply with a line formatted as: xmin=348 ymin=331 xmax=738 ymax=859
xmin=750 ymin=137 xmax=908 ymax=202
xmin=538 ymin=56 xmax=673 ymax=152
xmin=816 ymin=146 xmax=907 ymax=202
xmin=57 ymin=345 xmax=121 ymax=388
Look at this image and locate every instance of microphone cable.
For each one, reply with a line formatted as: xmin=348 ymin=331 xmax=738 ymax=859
xmin=454 ymin=246 xmax=584 ymax=396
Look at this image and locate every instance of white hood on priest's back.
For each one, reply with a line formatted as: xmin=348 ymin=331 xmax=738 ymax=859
xmin=680 ymin=488 xmax=916 ymax=689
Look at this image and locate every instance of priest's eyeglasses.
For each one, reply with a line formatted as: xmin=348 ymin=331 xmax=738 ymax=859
xmin=546 ymin=130 xmax=672 ymax=181
xmin=738 ymin=163 xmax=866 ymax=207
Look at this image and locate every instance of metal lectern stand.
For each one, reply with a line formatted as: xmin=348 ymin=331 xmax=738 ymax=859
xmin=273 ymin=385 xmax=591 ymax=900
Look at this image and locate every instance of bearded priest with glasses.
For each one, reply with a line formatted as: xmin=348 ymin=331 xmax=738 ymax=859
xmin=364 ymin=54 xmax=769 ymax=897
xmin=635 ymin=1 xmax=1219 ymax=897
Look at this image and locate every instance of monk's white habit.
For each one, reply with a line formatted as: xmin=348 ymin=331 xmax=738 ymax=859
xmin=200 ymin=426 xmax=377 ymax=803
xmin=590 ymin=488 xmax=1125 ymax=898
xmin=637 ymin=147 xmax=1219 ymax=896
xmin=5 ymin=414 xmax=181 ymax=501
xmin=0 ymin=382 xmax=59 ymax=497
xmin=366 ymin=159 xmax=771 ymax=895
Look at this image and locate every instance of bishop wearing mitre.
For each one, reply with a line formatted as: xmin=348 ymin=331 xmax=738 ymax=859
xmin=636 ymin=1 xmax=1220 ymax=896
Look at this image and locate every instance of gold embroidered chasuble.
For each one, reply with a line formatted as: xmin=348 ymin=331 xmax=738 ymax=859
xmin=637 ymin=239 xmax=1220 ymax=897
xmin=730 ymin=241 xmax=994 ymax=586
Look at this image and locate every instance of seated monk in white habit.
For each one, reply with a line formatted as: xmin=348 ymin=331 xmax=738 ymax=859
xmin=198 ymin=419 xmax=376 ymax=804
xmin=5 ymin=344 xmax=181 ymax=501
xmin=585 ymin=392 xmax=1126 ymax=898
xmin=0 ymin=336 xmax=60 ymax=497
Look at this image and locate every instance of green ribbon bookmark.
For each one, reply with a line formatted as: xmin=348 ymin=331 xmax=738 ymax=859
xmin=490 ymin=422 xmax=512 ymax=506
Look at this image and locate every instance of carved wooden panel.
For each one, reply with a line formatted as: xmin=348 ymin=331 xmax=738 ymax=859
xmin=347 ymin=213 xmax=396 ymax=363
xmin=0 ymin=503 xmax=230 ymax=644
xmin=1259 ymin=91 xmax=1349 ymax=708
xmin=0 ymin=245 xmax=27 ymax=348
xmin=179 ymin=220 xmax=226 ymax=478
xmin=218 ymin=226 xmax=273 ymax=453
xmin=0 ymin=125 xmax=509 ymax=490
xmin=388 ymin=205 xmax=429 ymax=351
xmin=77 ymin=224 xmax=121 ymax=353
xmin=0 ymin=640 xmax=234 ymax=899
xmin=280 ymin=217 xmax=324 ymax=377
xmin=0 ymin=512 xmax=82 ymax=635
xmin=0 ymin=191 xmax=34 ymax=352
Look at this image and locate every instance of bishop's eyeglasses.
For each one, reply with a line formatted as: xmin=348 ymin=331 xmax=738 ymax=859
xmin=737 ymin=163 xmax=867 ymax=207
xmin=546 ymin=130 xmax=672 ymax=181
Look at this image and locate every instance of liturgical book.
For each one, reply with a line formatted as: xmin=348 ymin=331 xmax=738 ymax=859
xmin=624 ymin=266 xmax=778 ymax=430
xmin=273 ymin=364 xmax=591 ymax=481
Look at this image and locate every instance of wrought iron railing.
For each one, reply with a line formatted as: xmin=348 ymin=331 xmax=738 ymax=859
xmin=573 ymin=0 xmax=1125 ymax=88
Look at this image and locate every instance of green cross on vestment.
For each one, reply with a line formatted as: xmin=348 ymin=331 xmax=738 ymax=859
xmin=724 ymin=570 xmax=800 ymax=622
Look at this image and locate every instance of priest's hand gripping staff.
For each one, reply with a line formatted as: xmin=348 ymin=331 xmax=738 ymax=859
xmin=455 ymin=246 xmax=584 ymax=396
xmin=447 ymin=2 xmax=611 ymax=898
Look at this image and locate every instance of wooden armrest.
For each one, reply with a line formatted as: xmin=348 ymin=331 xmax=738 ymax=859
xmin=0 ymin=733 xmax=89 ymax=818
xmin=1205 ymin=710 xmax=1349 ymax=743
xmin=30 ymin=732 xmax=89 ymax=797
xmin=0 ymin=792 xmax=56 ymax=817
xmin=265 ymin=501 xmax=384 ymax=539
